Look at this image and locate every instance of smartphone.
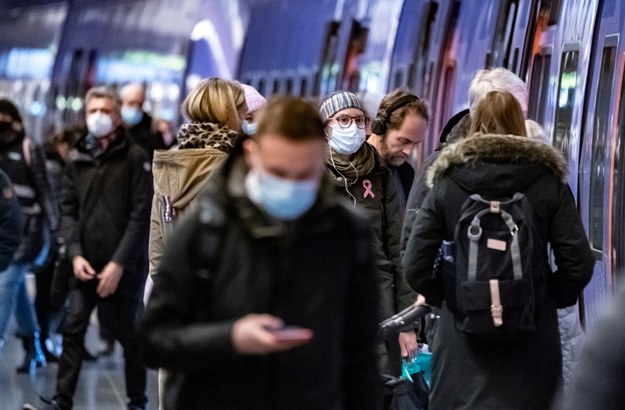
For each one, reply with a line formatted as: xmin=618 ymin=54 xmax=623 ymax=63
xmin=267 ymin=325 xmax=313 ymax=341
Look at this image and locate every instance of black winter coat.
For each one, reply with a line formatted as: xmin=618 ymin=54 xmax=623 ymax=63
xmin=403 ymin=134 xmax=595 ymax=409
xmin=139 ymin=150 xmax=383 ymax=410
xmin=327 ymin=148 xmax=416 ymax=321
xmin=60 ymin=129 xmax=152 ymax=300
xmin=0 ymin=134 xmax=59 ymax=264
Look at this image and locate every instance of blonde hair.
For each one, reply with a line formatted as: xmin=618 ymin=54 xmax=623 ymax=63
xmin=182 ymin=77 xmax=245 ymax=126
xmin=469 ymin=91 xmax=527 ymax=137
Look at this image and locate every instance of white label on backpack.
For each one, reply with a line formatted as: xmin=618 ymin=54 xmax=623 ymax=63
xmin=487 ymin=238 xmax=507 ymax=251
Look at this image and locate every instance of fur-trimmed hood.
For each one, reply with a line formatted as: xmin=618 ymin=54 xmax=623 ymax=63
xmin=426 ymin=133 xmax=568 ymax=193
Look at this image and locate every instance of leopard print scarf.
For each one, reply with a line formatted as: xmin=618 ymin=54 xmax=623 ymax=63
xmin=176 ymin=122 xmax=241 ymax=152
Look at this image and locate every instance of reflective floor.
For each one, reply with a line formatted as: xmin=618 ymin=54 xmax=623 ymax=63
xmin=0 ymin=319 xmax=158 ymax=410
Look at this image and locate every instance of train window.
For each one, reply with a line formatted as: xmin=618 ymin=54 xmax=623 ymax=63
xmin=528 ymin=51 xmax=551 ymax=124
xmin=553 ymin=49 xmax=579 ymax=154
xmin=300 ymin=78 xmax=308 ymax=96
xmin=318 ymin=21 xmax=341 ymax=96
xmin=511 ymin=47 xmax=519 ymax=73
xmin=257 ymin=79 xmax=266 ymax=95
xmin=491 ymin=0 xmax=518 ymax=68
xmin=272 ymin=79 xmax=280 ymax=94
xmin=285 ymin=78 xmax=293 ymax=95
xmin=589 ymin=43 xmax=617 ymax=251
xmin=612 ymin=60 xmax=625 ymax=274
xmin=408 ymin=1 xmax=438 ymax=92
xmin=341 ymin=20 xmax=368 ymax=91
xmin=394 ymin=69 xmax=404 ymax=89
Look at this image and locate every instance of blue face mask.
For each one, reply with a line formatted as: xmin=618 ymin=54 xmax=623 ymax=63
xmin=242 ymin=120 xmax=257 ymax=135
xmin=245 ymin=168 xmax=318 ymax=220
xmin=121 ymin=106 xmax=143 ymax=127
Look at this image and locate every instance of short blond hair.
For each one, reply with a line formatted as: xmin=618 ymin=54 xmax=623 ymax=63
xmin=182 ymin=77 xmax=245 ymax=125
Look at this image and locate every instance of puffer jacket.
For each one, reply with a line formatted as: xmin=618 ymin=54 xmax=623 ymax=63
xmin=403 ymin=133 xmax=595 ymax=409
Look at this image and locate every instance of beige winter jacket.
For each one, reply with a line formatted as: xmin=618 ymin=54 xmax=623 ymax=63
xmin=148 ymin=147 xmax=228 ymax=276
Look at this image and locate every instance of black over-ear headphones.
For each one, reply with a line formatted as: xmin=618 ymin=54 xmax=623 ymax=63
xmin=371 ymin=94 xmax=420 ymax=135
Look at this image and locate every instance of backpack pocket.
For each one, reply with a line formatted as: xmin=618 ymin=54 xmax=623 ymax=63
xmin=457 ymin=277 xmax=536 ymax=339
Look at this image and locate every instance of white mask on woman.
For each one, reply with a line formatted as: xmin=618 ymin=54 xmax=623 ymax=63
xmin=328 ymin=123 xmax=366 ymax=155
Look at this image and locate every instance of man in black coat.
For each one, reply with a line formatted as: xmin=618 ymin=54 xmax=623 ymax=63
xmin=37 ymin=87 xmax=153 ymax=410
xmin=139 ymin=97 xmax=382 ymax=410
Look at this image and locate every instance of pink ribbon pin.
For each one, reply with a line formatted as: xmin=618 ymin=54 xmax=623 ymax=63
xmin=362 ymin=179 xmax=375 ymax=199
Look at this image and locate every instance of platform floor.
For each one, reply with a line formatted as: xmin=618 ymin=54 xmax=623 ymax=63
xmin=0 ymin=320 xmax=159 ymax=410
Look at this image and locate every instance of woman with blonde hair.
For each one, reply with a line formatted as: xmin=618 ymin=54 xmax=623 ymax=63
xmin=403 ymin=90 xmax=594 ymax=409
xmin=147 ymin=77 xmax=247 ymax=410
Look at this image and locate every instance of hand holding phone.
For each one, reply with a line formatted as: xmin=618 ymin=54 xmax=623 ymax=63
xmin=266 ymin=325 xmax=314 ymax=341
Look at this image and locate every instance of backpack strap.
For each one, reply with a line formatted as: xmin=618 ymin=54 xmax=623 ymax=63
xmin=193 ymin=196 xmax=225 ymax=319
xmin=466 ymin=194 xmax=523 ymax=282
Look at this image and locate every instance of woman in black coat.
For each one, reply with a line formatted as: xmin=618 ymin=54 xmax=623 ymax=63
xmin=402 ymin=91 xmax=594 ymax=409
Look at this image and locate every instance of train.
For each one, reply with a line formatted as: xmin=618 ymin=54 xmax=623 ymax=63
xmin=0 ymin=0 xmax=622 ymax=328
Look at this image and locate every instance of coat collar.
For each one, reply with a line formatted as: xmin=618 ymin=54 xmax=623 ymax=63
xmin=426 ymin=133 xmax=567 ymax=188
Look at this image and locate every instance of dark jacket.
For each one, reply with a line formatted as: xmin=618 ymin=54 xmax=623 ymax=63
xmin=401 ymin=111 xmax=470 ymax=255
xmin=327 ymin=147 xmax=416 ymax=321
xmin=0 ymin=169 xmax=21 ymax=271
xmin=60 ymin=128 xmax=152 ymax=300
xmin=0 ymin=134 xmax=59 ymax=264
xmin=389 ymin=161 xmax=414 ymax=208
xmin=558 ymin=283 xmax=625 ymax=410
xmin=128 ymin=112 xmax=168 ymax=160
xmin=403 ymin=133 xmax=595 ymax=409
xmin=139 ymin=147 xmax=383 ymax=410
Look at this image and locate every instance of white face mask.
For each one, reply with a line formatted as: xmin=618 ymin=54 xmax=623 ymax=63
xmin=87 ymin=112 xmax=113 ymax=138
xmin=328 ymin=123 xmax=366 ymax=155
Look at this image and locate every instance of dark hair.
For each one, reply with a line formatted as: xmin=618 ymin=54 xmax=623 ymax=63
xmin=256 ymin=96 xmax=325 ymax=141
xmin=469 ymin=91 xmax=526 ymax=137
xmin=377 ymin=89 xmax=429 ymax=133
xmin=0 ymin=99 xmax=23 ymax=124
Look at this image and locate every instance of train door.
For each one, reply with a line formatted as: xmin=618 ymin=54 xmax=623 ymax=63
xmin=549 ymin=0 xmax=600 ymax=197
xmin=579 ymin=0 xmax=624 ymax=328
xmin=425 ymin=0 xmax=460 ymax=156
xmin=525 ymin=1 xmax=559 ymax=129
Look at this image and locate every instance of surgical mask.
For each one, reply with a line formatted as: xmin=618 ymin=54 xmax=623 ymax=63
xmin=87 ymin=112 xmax=113 ymax=138
xmin=328 ymin=123 xmax=366 ymax=155
xmin=242 ymin=120 xmax=257 ymax=135
xmin=245 ymin=168 xmax=318 ymax=220
xmin=121 ymin=106 xmax=143 ymax=127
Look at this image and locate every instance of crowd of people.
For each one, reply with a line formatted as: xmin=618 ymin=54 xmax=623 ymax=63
xmin=0 ymin=68 xmax=616 ymax=410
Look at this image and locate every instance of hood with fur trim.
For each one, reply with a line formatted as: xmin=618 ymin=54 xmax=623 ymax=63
xmin=426 ymin=133 xmax=568 ymax=194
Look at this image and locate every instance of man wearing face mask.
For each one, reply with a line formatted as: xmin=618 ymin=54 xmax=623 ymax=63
xmin=35 ymin=87 xmax=152 ymax=410
xmin=319 ymin=91 xmax=418 ymax=381
xmin=138 ymin=97 xmax=382 ymax=410
xmin=120 ymin=83 xmax=169 ymax=160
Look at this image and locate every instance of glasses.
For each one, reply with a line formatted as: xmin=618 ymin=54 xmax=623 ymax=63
xmin=329 ymin=115 xmax=369 ymax=129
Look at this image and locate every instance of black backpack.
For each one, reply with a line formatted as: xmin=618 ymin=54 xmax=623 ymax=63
xmin=445 ymin=192 xmax=547 ymax=340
